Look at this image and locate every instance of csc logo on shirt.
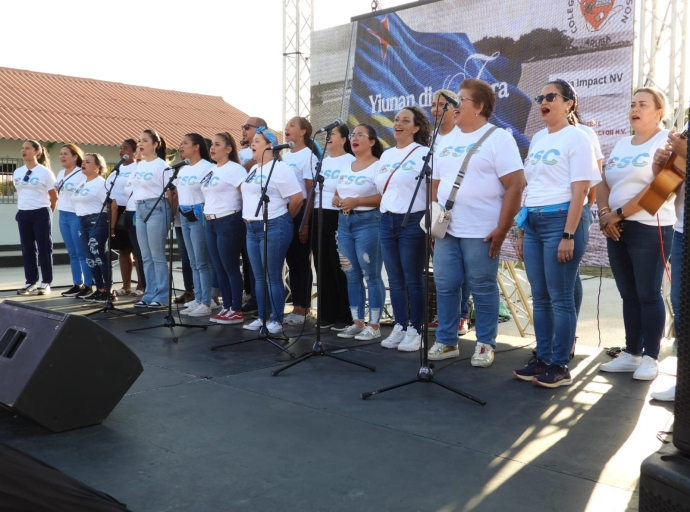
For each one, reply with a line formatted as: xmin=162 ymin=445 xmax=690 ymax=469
xmin=179 ymin=175 xmax=198 ymax=186
xmin=339 ymin=175 xmax=368 ymax=186
xmin=526 ymin=149 xmax=560 ymax=166
xmin=439 ymin=144 xmax=480 ymax=158
xmin=136 ymin=172 xmax=155 ymax=181
xmin=245 ymin=174 xmax=266 ymax=185
xmin=379 ymin=160 xmax=418 ymax=174
xmin=322 ymin=169 xmax=341 ymax=180
xmin=14 ymin=177 xmax=40 ymax=186
xmin=202 ymin=177 xmax=221 ymax=188
xmin=606 ymin=153 xmax=649 ymax=169
xmin=75 ymin=187 xmax=90 ymax=197
xmin=60 ymin=181 xmax=78 ymax=193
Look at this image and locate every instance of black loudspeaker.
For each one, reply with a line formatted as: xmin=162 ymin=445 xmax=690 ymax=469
xmin=640 ymin=445 xmax=690 ymax=512
xmin=0 ymin=300 xmax=143 ymax=432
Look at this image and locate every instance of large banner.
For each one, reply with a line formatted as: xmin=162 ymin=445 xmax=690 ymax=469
xmin=311 ymin=0 xmax=636 ymax=265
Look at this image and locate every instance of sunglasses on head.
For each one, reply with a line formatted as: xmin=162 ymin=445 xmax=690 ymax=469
xmin=22 ymin=170 xmax=33 ymax=182
xmin=242 ymin=124 xmax=258 ymax=130
xmin=534 ymin=92 xmax=570 ymax=104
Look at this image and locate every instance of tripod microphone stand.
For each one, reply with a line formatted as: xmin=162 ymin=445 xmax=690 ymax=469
xmin=271 ymin=131 xmax=376 ymax=376
xmin=211 ymin=151 xmax=295 ymax=357
xmin=126 ymin=163 xmax=207 ymax=342
xmin=361 ymin=101 xmax=485 ymax=404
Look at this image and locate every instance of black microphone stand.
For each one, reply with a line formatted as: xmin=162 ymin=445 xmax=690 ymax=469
xmin=211 ymin=151 xmax=295 ymax=357
xmin=271 ymin=131 xmax=376 ymax=376
xmin=126 ymin=164 xmax=207 ymax=342
xmin=361 ymin=101 xmax=485 ymax=404
xmin=86 ymin=169 xmax=146 ymax=319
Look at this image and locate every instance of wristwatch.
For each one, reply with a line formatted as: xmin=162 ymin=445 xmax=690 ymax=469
xmin=616 ymin=207 xmax=626 ymax=220
xmin=562 ymin=232 xmax=574 ymax=240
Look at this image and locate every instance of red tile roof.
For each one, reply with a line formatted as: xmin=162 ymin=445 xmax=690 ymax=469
xmin=0 ymin=67 xmax=253 ymax=148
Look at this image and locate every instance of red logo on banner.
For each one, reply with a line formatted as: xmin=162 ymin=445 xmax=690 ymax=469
xmin=580 ymin=0 xmax=616 ymax=31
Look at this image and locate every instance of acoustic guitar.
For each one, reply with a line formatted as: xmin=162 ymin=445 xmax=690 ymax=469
xmin=639 ymin=128 xmax=688 ymax=216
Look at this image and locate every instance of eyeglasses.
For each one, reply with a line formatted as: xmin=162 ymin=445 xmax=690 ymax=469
xmin=22 ymin=170 xmax=33 ymax=182
xmin=459 ymin=97 xmax=476 ymax=104
xmin=534 ymin=92 xmax=569 ymax=104
xmin=242 ymin=124 xmax=258 ymax=131
xmin=348 ymin=133 xmax=370 ymax=140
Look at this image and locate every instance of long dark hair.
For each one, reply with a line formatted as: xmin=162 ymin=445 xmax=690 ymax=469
xmin=333 ymin=124 xmax=353 ymax=155
xmin=293 ymin=117 xmax=321 ymax=157
xmin=547 ymin=79 xmax=580 ymax=126
xmin=26 ymin=139 xmax=50 ymax=168
xmin=356 ymin=124 xmax=384 ymax=159
xmin=215 ymin=132 xmax=240 ymax=164
xmin=143 ymin=129 xmax=167 ymax=160
xmin=400 ymin=106 xmax=432 ymax=147
xmin=184 ymin=133 xmax=211 ymax=162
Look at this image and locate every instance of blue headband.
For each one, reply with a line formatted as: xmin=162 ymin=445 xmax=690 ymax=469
xmin=255 ymin=126 xmax=278 ymax=146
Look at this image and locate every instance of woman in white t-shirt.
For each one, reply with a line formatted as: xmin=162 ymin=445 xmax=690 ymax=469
xmin=374 ymin=106 xmax=431 ymax=352
xmin=282 ymin=117 xmax=319 ymax=324
xmin=513 ymin=79 xmax=601 ymax=388
xmin=174 ymin=133 xmax=215 ymax=318
xmin=311 ymin=123 xmax=355 ymax=330
xmin=241 ymin=128 xmax=303 ymax=333
xmin=597 ymin=88 xmax=674 ymax=381
xmin=199 ymin=132 xmax=248 ymax=325
xmin=14 ymin=140 xmax=57 ymax=295
xmin=332 ymin=124 xmax=385 ymax=341
xmin=73 ymin=153 xmax=118 ymax=303
xmin=132 ymin=129 xmax=173 ymax=309
xmin=429 ymin=79 xmax=525 ymax=367
xmin=55 ymin=144 xmax=94 ymax=298
xmin=120 ymin=139 xmax=145 ymax=299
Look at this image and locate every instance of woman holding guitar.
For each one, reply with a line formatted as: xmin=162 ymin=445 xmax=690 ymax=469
xmin=597 ymin=87 xmax=674 ymax=381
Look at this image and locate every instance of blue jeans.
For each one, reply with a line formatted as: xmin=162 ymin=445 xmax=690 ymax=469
xmin=206 ymin=212 xmax=245 ymax=311
xmin=434 ymin=236 xmax=499 ymax=347
xmin=16 ymin=207 xmax=53 ymax=285
xmin=59 ymin=211 xmax=93 ymax=286
xmin=181 ymin=215 xmax=212 ymax=305
xmin=607 ymin=221 xmax=672 ymax=359
xmin=337 ymin=209 xmax=385 ymax=324
xmin=174 ymin=226 xmax=194 ymax=292
xmin=671 ymin=230 xmax=683 ymax=335
xmin=380 ymin=211 xmax=426 ymax=332
xmin=245 ymin=212 xmax=293 ymax=322
xmin=574 ymin=204 xmax=594 ymax=319
xmin=523 ymin=210 xmax=587 ymax=367
xmin=460 ymin=280 xmax=470 ymax=319
xmin=136 ymin=199 xmax=171 ymax=304
xmin=78 ymin=214 xmax=110 ymax=290
xmin=125 ymin=211 xmax=145 ymax=290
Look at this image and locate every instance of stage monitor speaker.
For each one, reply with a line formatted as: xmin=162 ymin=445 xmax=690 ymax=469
xmin=0 ymin=300 xmax=143 ymax=433
xmin=640 ymin=445 xmax=690 ymax=512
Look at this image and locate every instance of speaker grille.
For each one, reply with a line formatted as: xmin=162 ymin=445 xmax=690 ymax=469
xmin=639 ymin=487 xmax=690 ymax=512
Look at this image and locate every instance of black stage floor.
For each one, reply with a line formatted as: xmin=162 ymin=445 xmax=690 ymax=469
xmin=0 ymin=293 xmax=675 ymax=511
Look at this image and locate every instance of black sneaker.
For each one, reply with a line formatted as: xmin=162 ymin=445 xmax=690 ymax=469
xmin=330 ymin=322 xmax=350 ymax=332
xmin=17 ymin=283 xmax=37 ymax=295
xmin=83 ymin=290 xmax=101 ymax=302
xmin=93 ymin=291 xmax=108 ymax=303
xmin=533 ymin=364 xmax=572 ymax=388
xmin=76 ymin=286 xmax=93 ymax=299
xmin=241 ymin=301 xmax=258 ymax=314
xmin=513 ymin=358 xmax=550 ymax=382
xmin=62 ymin=285 xmax=83 ymax=297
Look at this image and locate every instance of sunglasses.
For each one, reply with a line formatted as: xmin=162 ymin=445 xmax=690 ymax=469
xmin=200 ymin=171 xmax=214 ymax=185
xmin=242 ymin=124 xmax=258 ymax=130
xmin=534 ymin=92 xmax=570 ymax=104
xmin=348 ymin=133 xmax=370 ymax=140
xmin=22 ymin=170 xmax=33 ymax=182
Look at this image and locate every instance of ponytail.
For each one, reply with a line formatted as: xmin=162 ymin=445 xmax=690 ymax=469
xmin=85 ymin=153 xmax=108 ymax=176
xmin=293 ymin=117 xmax=322 ymax=157
xmin=26 ymin=139 xmax=51 ymax=169
xmin=143 ymin=129 xmax=167 ymax=161
xmin=548 ymin=79 xmax=580 ymax=126
xmin=184 ymin=133 xmax=211 ymax=162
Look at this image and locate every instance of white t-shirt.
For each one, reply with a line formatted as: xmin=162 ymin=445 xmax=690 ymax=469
xmin=106 ymin=163 xmax=137 ymax=208
xmin=239 ymin=147 xmax=252 ymax=165
xmin=242 ymin=161 xmax=301 ymax=221
xmin=200 ymin=161 xmax=246 ymax=214
xmin=375 ymin=143 xmax=430 ymax=214
xmin=319 ymin=153 xmax=356 ymax=210
xmin=55 ymin=168 xmax=86 ymax=213
xmin=282 ymin=147 xmax=318 ymax=199
xmin=176 ymin=159 xmax=215 ymax=206
xmin=13 ymin=164 xmax=56 ymax=210
xmin=532 ymin=123 xmax=604 ymax=161
xmin=432 ymin=126 xmax=460 ymax=153
xmin=432 ymin=124 xmax=523 ymax=238
xmin=524 ymin=126 xmax=601 ymax=207
xmin=606 ymin=130 xmax=675 ymax=226
xmin=72 ymin=177 xmax=108 ymax=217
xmin=130 ymin=158 xmax=172 ymax=202
xmin=336 ymin=161 xmax=379 ymax=212
xmin=122 ymin=163 xmax=139 ymax=211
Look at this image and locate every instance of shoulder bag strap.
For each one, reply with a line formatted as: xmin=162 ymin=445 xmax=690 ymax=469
xmin=444 ymin=126 xmax=498 ymax=210
xmin=56 ymin=169 xmax=82 ymax=194
xmin=383 ymin=146 xmax=421 ymax=194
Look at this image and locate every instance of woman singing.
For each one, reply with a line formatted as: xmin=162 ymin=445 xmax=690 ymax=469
xmin=374 ymin=106 xmax=431 ymax=352
xmin=333 ymin=124 xmax=386 ymax=340
xmin=14 ymin=140 xmax=57 ymax=295
xmin=120 ymin=139 xmax=146 ymax=299
xmin=597 ymin=87 xmax=674 ymax=381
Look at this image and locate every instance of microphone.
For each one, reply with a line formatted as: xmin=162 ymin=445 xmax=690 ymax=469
xmin=112 ymin=154 xmax=130 ymax=173
xmin=166 ymin=159 xmax=190 ymax=171
xmin=315 ymin=118 xmax=344 ymax=134
xmin=272 ymin=141 xmax=295 ymax=151
xmin=440 ymin=92 xmax=459 ymax=108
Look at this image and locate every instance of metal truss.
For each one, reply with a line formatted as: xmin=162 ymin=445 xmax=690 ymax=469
xmin=283 ymin=0 xmax=314 ymax=133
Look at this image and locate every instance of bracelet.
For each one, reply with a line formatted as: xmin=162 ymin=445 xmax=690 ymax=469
xmin=599 ymin=207 xmax=611 ymax=215
xmin=356 ymin=198 xmax=360 ymax=207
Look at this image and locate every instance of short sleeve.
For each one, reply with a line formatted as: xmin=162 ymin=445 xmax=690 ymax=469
xmin=568 ymin=134 xmax=600 ymax=185
xmin=302 ymin=151 xmax=317 ymax=181
xmin=275 ymin=164 xmax=302 ymax=199
xmin=43 ymin=169 xmax=56 ymax=188
xmin=491 ymin=130 xmax=524 ymax=178
xmin=221 ymin=164 xmax=247 ymax=189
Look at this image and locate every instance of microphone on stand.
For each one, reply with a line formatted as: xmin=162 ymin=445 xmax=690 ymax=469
xmin=166 ymin=159 xmax=190 ymax=171
xmin=111 ymin=154 xmax=130 ymax=173
xmin=315 ymin=118 xmax=344 ymax=134
xmin=272 ymin=141 xmax=296 ymax=151
xmin=440 ymin=92 xmax=459 ymax=108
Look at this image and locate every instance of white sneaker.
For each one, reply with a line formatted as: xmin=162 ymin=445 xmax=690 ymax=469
xmin=337 ymin=324 xmax=363 ymax=338
xmin=267 ymin=321 xmax=283 ymax=334
xmin=355 ymin=326 xmax=381 ymax=340
xmin=471 ymin=342 xmax=495 ymax=367
xmin=180 ymin=302 xmax=201 ymax=315
xmin=183 ymin=299 xmax=197 ymax=308
xmin=381 ymin=324 xmax=406 ymax=349
xmin=210 ymin=299 xmax=221 ymax=310
xmin=633 ymin=355 xmax=659 ymax=381
xmin=600 ymin=351 xmax=641 ymax=373
xmin=651 ymin=385 xmax=676 ymax=401
xmin=243 ymin=319 xmax=263 ymax=331
xmin=428 ymin=342 xmax=459 ymax=360
xmin=398 ymin=326 xmax=421 ymax=352
xmin=188 ymin=304 xmax=213 ymax=317
xmin=282 ymin=313 xmax=295 ymax=324
xmin=37 ymin=283 xmax=51 ymax=295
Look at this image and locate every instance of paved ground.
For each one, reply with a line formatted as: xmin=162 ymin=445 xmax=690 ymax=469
xmin=0 ymin=265 xmax=678 ymax=512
